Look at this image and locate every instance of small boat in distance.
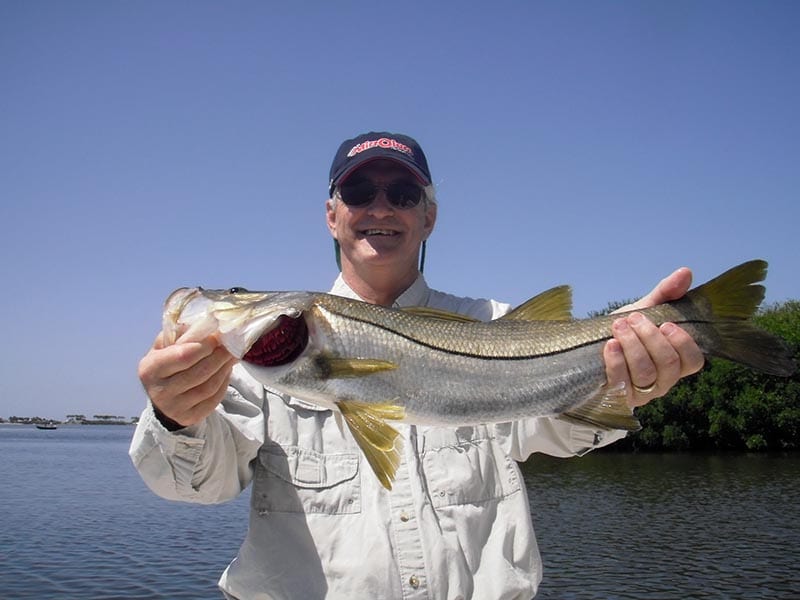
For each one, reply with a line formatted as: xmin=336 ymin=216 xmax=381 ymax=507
xmin=36 ymin=424 xmax=58 ymax=430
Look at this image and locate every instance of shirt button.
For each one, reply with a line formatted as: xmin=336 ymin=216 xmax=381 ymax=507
xmin=409 ymin=575 xmax=420 ymax=589
xmin=400 ymin=512 xmax=410 ymax=522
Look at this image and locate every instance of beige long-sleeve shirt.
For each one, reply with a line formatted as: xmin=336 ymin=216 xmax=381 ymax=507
xmin=130 ymin=275 xmax=625 ymax=599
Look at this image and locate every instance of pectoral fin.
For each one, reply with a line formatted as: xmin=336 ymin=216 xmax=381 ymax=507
xmin=560 ymin=383 xmax=641 ymax=432
xmin=321 ymin=357 xmax=398 ymax=378
xmin=338 ymin=400 xmax=406 ymax=490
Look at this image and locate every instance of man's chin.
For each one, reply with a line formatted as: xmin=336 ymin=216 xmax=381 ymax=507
xmin=351 ymin=244 xmax=409 ymax=267
xmin=358 ymin=236 xmax=406 ymax=254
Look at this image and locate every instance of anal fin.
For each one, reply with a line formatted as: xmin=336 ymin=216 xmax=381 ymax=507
xmin=560 ymin=383 xmax=641 ymax=432
xmin=338 ymin=400 xmax=406 ymax=490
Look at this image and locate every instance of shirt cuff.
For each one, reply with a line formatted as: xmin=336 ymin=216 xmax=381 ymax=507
xmin=570 ymin=424 xmax=628 ymax=456
xmin=148 ymin=402 xmax=207 ymax=439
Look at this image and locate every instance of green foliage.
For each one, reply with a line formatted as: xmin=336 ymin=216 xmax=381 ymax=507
xmin=587 ymin=298 xmax=640 ymax=318
xmin=605 ymin=300 xmax=800 ymax=452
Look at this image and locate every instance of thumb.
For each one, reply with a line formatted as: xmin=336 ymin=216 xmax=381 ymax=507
xmin=630 ymin=267 xmax=693 ymax=310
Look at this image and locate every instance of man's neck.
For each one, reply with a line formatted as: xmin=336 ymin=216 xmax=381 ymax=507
xmin=340 ymin=262 xmax=419 ymax=306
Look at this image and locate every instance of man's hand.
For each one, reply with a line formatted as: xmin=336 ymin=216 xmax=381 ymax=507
xmin=604 ymin=267 xmax=705 ymax=407
xmin=138 ymin=331 xmax=236 ymax=429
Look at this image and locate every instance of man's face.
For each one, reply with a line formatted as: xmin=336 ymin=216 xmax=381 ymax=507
xmin=326 ymin=160 xmax=436 ymax=274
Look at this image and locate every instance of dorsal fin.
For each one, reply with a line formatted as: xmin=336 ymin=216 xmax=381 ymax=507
xmin=500 ymin=285 xmax=573 ymax=321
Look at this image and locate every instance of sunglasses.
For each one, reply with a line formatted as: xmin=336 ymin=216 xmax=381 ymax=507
xmin=338 ymin=179 xmax=424 ymax=209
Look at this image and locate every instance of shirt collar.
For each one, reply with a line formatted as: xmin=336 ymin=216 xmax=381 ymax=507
xmin=329 ymin=273 xmax=431 ymax=308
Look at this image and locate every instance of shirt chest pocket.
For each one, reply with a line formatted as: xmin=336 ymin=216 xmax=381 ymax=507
xmin=252 ymin=443 xmax=361 ymax=515
xmin=421 ymin=426 xmax=521 ymax=508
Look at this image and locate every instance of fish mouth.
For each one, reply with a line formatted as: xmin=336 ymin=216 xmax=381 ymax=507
xmin=242 ymin=315 xmax=309 ymax=367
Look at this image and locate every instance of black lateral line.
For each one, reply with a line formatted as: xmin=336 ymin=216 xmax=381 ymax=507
xmin=331 ymin=308 xmax=710 ymax=361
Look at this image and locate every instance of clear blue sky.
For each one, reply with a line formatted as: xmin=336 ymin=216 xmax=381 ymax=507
xmin=1 ymin=1 xmax=798 ymax=420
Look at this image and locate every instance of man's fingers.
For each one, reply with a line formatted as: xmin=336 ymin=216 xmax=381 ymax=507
xmin=660 ymin=322 xmax=705 ymax=378
xmin=166 ymin=357 xmax=237 ymax=426
xmin=611 ymin=315 xmax=658 ymax=392
xmin=152 ymin=331 xmax=167 ymax=351
xmin=140 ymin=337 xmax=220 ymax=382
xmin=608 ymin=313 xmax=687 ymax=407
xmin=604 ymin=338 xmax=630 ymax=393
xmin=147 ymin=345 xmax=233 ymax=400
xmin=626 ymin=313 xmax=681 ymax=388
xmin=606 ymin=311 xmax=707 ymax=408
xmin=603 ymin=267 xmax=705 ymax=408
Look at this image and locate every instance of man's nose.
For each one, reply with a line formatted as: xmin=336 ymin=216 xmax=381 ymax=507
xmin=366 ymin=189 xmax=395 ymax=215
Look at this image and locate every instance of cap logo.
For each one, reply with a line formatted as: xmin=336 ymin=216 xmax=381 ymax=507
xmin=346 ymin=137 xmax=414 ymax=158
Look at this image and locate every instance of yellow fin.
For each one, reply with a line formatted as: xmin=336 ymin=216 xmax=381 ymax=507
xmin=402 ymin=306 xmax=479 ymax=323
xmin=687 ymin=259 xmax=767 ymax=320
xmin=500 ymin=285 xmax=573 ymax=321
xmin=338 ymin=400 xmax=406 ymax=490
xmin=683 ymin=259 xmax=795 ymax=376
xmin=559 ymin=383 xmax=641 ymax=431
xmin=322 ymin=357 xmax=398 ymax=378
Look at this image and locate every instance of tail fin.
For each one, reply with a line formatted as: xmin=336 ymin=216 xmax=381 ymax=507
xmin=688 ymin=260 xmax=795 ymax=376
xmin=687 ymin=259 xmax=768 ymax=320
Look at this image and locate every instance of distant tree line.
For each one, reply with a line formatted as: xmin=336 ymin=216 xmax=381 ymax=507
xmin=6 ymin=416 xmax=55 ymax=425
xmin=4 ymin=414 xmax=139 ymax=425
xmin=595 ymin=300 xmax=800 ymax=452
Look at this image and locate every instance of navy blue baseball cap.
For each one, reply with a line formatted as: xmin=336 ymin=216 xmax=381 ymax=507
xmin=329 ymin=132 xmax=432 ymax=196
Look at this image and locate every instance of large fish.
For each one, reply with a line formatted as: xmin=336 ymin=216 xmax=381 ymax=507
xmin=162 ymin=260 xmax=795 ymax=489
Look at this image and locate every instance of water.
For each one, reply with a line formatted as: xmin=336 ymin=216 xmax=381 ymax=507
xmin=525 ymin=452 xmax=800 ymax=599
xmin=2 ymin=425 xmax=798 ymax=599
xmin=0 ymin=425 xmax=248 ymax=599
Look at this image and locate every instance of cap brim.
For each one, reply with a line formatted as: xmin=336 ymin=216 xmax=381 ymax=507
xmin=331 ymin=156 xmax=430 ymax=195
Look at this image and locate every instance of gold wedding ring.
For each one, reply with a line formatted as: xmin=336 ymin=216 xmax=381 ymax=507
xmin=632 ymin=381 xmax=658 ymax=394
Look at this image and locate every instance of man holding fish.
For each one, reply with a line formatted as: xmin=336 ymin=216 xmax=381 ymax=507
xmin=131 ymin=132 xmax=707 ymax=599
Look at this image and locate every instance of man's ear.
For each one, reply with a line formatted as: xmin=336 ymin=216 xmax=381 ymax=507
xmin=423 ymin=201 xmax=437 ymax=239
xmin=326 ymin=198 xmax=338 ymax=239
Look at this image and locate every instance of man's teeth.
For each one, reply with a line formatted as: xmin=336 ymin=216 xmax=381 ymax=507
xmin=364 ymin=229 xmax=397 ymax=236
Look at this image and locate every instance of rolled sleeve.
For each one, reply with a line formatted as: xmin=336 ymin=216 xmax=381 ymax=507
xmin=129 ymin=366 xmax=266 ymax=504
xmin=129 ymin=405 xmax=209 ymax=501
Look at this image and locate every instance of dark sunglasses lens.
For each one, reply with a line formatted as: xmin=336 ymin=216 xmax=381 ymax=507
xmin=386 ymin=182 xmax=423 ymax=208
xmin=339 ymin=181 xmax=376 ymax=206
xmin=339 ymin=180 xmax=423 ymax=209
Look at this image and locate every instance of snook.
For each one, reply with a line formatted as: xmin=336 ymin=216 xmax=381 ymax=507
xmin=162 ymin=260 xmax=795 ymax=489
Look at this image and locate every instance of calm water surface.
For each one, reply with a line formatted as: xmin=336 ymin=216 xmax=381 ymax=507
xmin=524 ymin=452 xmax=800 ymax=599
xmin=1 ymin=425 xmax=798 ymax=599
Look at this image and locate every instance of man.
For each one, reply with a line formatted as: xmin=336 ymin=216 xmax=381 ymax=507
xmin=131 ymin=132 xmax=703 ymax=599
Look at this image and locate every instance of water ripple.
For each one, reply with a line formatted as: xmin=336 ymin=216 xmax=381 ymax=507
xmin=2 ymin=426 xmax=798 ymax=599
xmin=524 ymin=452 xmax=800 ymax=599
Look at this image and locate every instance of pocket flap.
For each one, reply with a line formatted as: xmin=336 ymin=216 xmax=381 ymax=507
xmin=259 ymin=444 xmax=359 ymax=489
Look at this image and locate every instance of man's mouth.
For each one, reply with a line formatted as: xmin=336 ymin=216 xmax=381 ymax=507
xmin=361 ymin=229 xmax=400 ymax=236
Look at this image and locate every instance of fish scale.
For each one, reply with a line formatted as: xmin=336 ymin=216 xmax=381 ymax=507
xmin=162 ymin=260 xmax=796 ymax=490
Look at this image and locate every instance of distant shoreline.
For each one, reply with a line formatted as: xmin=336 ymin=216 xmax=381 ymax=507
xmin=0 ymin=420 xmax=137 ymax=426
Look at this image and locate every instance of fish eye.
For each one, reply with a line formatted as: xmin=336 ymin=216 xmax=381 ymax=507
xmin=229 ymin=287 xmax=249 ymax=294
